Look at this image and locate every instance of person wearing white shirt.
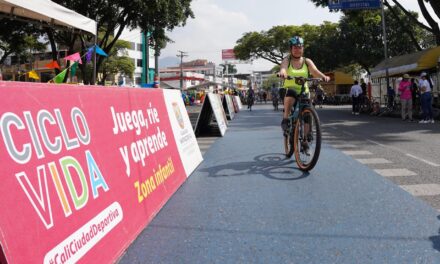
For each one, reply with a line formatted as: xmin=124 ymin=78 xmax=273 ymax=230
xmin=350 ymin=80 xmax=363 ymax=115
xmin=418 ymin=72 xmax=434 ymax=124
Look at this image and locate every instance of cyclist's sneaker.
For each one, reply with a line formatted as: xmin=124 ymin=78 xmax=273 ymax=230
xmin=419 ymin=119 xmax=428 ymax=124
xmin=301 ymin=142 xmax=310 ymax=156
xmin=281 ymin=118 xmax=289 ymax=131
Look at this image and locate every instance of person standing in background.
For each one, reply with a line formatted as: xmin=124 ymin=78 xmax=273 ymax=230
xmin=410 ymin=78 xmax=419 ymax=113
xmin=398 ymin=74 xmax=413 ymax=122
xmin=350 ymin=80 xmax=362 ymax=115
xmin=418 ymin=72 xmax=434 ymax=124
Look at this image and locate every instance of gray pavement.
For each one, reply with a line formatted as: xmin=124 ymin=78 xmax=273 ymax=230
xmin=119 ymin=104 xmax=440 ymax=263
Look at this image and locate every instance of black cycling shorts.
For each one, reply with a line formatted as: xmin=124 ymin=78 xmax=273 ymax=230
xmin=279 ymin=88 xmax=300 ymax=101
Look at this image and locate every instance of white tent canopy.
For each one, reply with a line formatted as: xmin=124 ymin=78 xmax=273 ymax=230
xmin=0 ymin=0 xmax=96 ymax=35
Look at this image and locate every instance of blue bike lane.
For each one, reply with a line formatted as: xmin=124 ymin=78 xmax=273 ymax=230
xmin=119 ymin=104 xmax=440 ymax=263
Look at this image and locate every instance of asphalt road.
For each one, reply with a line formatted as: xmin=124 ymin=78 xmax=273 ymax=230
xmin=318 ymin=105 xmax=440 ymax=209
xmin=118 ymin=103 xmax=440 ymax=263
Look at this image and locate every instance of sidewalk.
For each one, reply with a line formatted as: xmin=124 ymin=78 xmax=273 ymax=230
xmin=119 ymin=104 xmax=440 ymax=263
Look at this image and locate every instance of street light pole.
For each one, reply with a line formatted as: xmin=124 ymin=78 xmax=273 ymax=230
xmin=381 ymin=0 xmax=389 ymax=98
xmin=177 ymin=50 xmax=188 ymax=90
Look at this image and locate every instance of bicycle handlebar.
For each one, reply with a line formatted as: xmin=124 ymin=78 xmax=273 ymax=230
xmin=276 ymin=74 xmax=322 ymax=82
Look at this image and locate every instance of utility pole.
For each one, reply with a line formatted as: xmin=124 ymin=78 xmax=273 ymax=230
xmin=381 ymin=0 xmax=389 ymax=102
xmin=177 ymin=50 xmax=188 ymax=90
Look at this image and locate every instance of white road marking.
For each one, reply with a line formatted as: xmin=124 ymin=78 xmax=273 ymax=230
xmin=406 ymin=154 xmax=440 ymax=167
xmin=356 ymin=158 xmax=392 ymax=164
xmin=400 ymin=184 xmax=440 ymax=196
xmin=331 ymin=144 xmax=357 ymax=148
xmin=366 ymin=139 xmax=387 ymax=148
xmin=342 ymin=150 xmax=373 ymax=155
xmin=374 ymin=169 xmax=417 ymax=177
xmin=367 ymin=140 xmax=440 ymax=167
xmin=197 ymin=142 xmax=214 ymax=146
xmin=322 ymin=135 xmax=338 ymax=139
xmin=197 ymin=137 xmax=218 ymax=143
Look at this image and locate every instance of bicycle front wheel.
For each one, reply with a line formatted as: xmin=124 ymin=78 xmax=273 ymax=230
xmin=293 ymin=107 xmax=321 ymax=171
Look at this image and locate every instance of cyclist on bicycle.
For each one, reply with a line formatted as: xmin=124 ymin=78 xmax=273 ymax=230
xmin=279 ymin=36 xmax=330 ymax=125
xmin=279 ymin=36 xmax=330 ymax=126
xmin=279 ymin=36 xmax=330 ymax=154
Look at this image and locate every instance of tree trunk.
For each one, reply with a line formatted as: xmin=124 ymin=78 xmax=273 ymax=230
xmin=418 ymin=0 xmax=440 ymax=45
xmin=46 ymin=29 xmax=60 ymax=75
xmin=385 ymin=1 xmax=422 ymax=51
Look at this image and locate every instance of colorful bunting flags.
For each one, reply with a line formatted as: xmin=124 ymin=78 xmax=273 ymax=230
xmin=86 ymin=47 xmax=93 ymax=63
xmin=53 ymin=69 xmax=67 ymax=84
xmin=45 ymin=60 xmax=60 ymax=70
xmin=95 ymin=45 xmax=108 ymax=57
xmin=64 ymin=52 xmax=82 ymax=64
xmin=70 ymin=62 xmax=78 ymax=78
xmin=28 ymin=70 xmax=40 ymax=80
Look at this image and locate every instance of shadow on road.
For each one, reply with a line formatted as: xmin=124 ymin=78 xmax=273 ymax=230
xmin=200 ymin=153 xmax=309 ymax=180
xmin=429 ymin=215 xmax=440 ymax=252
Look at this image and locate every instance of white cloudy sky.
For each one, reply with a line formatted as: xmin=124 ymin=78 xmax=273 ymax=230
xmin=161 ymin=0 xmax=435 ymax=73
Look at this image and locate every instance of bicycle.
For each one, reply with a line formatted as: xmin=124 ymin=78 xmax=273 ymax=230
xmin=281 ymin=76 xmax=322 ymax=171
xmin=272 ymin=95 xmax=279 ymax=111
xmin=377 ymin=95 xmax=400 ymax=117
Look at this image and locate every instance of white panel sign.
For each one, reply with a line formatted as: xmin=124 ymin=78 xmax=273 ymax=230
xmin=225 ymin=95 xmax=235 ymax=119
xmin=235 ymin=95 xmax=243 ymax=110
xmin=207 ymin=93 xmax=228 ymax=136
xmin=163 ymin=89 xmax=203 ymax=176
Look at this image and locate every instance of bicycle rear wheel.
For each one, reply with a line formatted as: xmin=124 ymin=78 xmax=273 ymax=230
xmin=283 ymin=121 xmax=294 ymax=158
xmin=293 ymin=107 xmax=321 ymax=171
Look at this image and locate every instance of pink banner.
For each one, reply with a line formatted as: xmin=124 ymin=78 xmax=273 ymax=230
xmin=0 ymin=82 xmax=190 ymax=263
xmin=221 ymin=49 xmax=236 ymax=60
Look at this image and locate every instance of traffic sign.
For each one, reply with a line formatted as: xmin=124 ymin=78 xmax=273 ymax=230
xmin=329 ymin=0 xmax=381 ymax=10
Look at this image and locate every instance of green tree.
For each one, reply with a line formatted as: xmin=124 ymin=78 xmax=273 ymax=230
xmin=233 ymin=24 xmax=340 ymax=71
xmin=100 ymin=39 xmax=135 ymax=84
xmin=44 ymin=0 xmax=194 ymax=84
xmin=0 ymin=20 xmax=44 ymax=65
xmin=336 ymin=8 xmax=431 ymax=74
xmin=234 ymin=25 xmax=304 ymax=65
xmin=219 ymin=63 xmax=237 ymax=74
xmin=233 ymin=8 xmax=429 ymax=75
xmin=309 ymin=0 xmax=440 ymax=45
xmin=138 ymin=0 xmax=194 ymax=74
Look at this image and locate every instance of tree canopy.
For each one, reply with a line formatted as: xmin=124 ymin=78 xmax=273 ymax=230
xmin=31 ymin=0 xmax=194 ymax=84
xmin=309 ymin=0 xmax=440 ymax=45
xmin=233 ymin=2 xmax=435 ymax=75
xmin=0 ymin=19 xmax=45 ymax=65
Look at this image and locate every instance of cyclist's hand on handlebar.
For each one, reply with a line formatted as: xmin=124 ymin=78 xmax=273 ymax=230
xmin=323 ymin=75 xmax=331 ymax=82
xmin=277 ymin=71 xmax=287 ymax=79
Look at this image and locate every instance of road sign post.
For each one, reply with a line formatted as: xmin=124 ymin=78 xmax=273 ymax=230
xmin=328 ymin=0 xmax=381 ymax=10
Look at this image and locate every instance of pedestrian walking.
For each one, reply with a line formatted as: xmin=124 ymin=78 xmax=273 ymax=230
xmin=247 ymin=87 xmax=255 ymax=111
xmin=350 ymin=80 xmax=362 ymax=115
xmin=398 ymin=74 xmax=413 ymax=121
